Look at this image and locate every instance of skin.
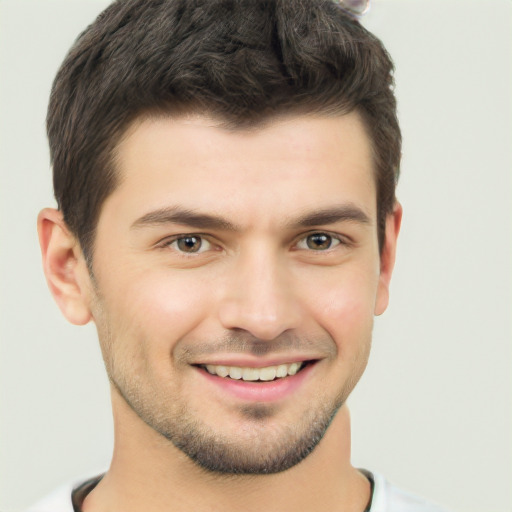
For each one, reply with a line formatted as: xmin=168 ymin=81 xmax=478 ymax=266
xmin=38 ymin=111 xmax=401 ymax=512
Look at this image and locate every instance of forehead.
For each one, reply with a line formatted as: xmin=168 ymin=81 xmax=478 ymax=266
xmin=105 ymin=112 xmax=376 ymax=227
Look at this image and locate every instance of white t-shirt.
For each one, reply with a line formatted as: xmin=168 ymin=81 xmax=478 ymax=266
xmin=25 ymin=470 xmax=450 ymax=512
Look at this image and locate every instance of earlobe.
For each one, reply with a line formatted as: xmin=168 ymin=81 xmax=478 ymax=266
xmin=37 ymin=208 xmax=93 ymax=325
xmin=374 ymin=202 xmax=402 ymax=316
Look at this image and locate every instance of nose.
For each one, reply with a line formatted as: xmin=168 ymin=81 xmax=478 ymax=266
xmin=217 ymin=247 xmax=302 ymax=340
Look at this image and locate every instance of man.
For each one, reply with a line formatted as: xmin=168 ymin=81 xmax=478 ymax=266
xmin=30 ymin=0 xmax=448 ymax=510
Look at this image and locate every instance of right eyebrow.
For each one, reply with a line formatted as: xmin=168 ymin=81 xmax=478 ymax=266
xmin=130 ymin=206 xmax=241 ymax=231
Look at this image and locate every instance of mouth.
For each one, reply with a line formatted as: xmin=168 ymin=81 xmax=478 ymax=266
xmin=196 ymin=360 xmax=316 ymax=382
xmin=193 ymin=359 xmax=319 ymax=402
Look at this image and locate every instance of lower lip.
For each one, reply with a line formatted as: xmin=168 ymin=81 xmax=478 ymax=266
xmin=196 ymin=363 xmax=317 ymax=403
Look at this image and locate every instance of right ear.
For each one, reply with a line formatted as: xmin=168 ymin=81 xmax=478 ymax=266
xmin=37 ymin=208 xmax=93 ymax=325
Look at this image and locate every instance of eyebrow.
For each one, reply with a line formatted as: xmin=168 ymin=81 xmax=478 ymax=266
xmin=131 ymin=207 xmax=240 ymax=231
xmin=131 ymin=204 xmax=371 ymax=231
xmin=289 ymin=205 xmax=371 ymax=228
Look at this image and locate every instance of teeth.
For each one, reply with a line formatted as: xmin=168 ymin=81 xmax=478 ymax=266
xmin=276 ymin=364 xmax=288 ymax=378
xmin=242 ymin=368 xmax=259 ymax=381
xmin=216 ymin=365 xmax=229 ymax=377
xmin=288 ymin=362 xmax=300 ymax=376
xmin=259 ymin=366 xmax=276 ymax=381
xmin=204 ymin=362 xmax=305 ymax=381
xmin=228 ymin=367 xmax=243 ymax=380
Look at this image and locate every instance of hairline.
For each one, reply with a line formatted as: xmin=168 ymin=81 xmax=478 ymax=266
xmin=81 ymin=104 xmax=386 ymax=271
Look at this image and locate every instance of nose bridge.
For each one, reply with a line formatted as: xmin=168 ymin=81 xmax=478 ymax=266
xmin=218 ymin=243 xmax=301 ymax=340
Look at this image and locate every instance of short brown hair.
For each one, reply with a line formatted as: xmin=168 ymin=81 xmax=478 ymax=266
xmin=47 ymin=0 xmax=401 ymax=263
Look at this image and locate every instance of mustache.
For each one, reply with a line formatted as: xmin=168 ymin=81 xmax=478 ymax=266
xmin=176 ymin=332 xmax=336 ymax=361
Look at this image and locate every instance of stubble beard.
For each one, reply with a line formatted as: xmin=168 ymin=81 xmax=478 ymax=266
xmin=152 ymin=396 xmax=343 ymax=475
xmin=94 ymin=299 xmax=369 ymax=476
xmin=109 ymin=368 xmax=354 ymax=475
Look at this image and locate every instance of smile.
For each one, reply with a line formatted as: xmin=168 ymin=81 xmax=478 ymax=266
xmin=200 ymin=361 xmax=311 ymax=382
xmin=194 ymin=360 xmax=318 ymax=402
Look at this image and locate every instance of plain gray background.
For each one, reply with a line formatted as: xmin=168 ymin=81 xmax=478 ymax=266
xmin=1 ymin=1 xmax=511 ymax=511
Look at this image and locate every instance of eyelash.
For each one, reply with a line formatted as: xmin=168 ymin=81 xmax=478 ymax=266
xmin=157 ymin=234 xmax=214 ymax=255
xmin=157 ymin=231 xmax=349 ymax=255
xmin=294 ymin=232 xmax=346 ymax=251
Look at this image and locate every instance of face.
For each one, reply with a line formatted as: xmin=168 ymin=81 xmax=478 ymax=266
xmin=83 ymin=112 xmax=396 ymax=474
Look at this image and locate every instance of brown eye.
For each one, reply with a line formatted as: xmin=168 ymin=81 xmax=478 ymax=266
xmin=296 ymin=233 xmax=341 ymax=251
xmin=307 ymin=233 xmax=332 ymax=250
xmin=175 ymin=236 xmax=205 ymax=253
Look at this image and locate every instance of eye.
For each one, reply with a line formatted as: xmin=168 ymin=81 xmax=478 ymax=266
xmin=296 ymin=232 xmax=341 ymax=251
xmin=166 ymin=235 xmax=212 ymax=254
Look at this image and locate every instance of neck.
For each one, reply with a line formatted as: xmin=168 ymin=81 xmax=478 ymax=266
xmin=83 ymin=388 xmax=370 ymax=512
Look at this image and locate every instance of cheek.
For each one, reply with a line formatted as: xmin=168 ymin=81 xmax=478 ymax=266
xmin=134 ymin=273 xmax=208 ymax=325
xmin=95 ymin=266 xmax=213 ymax=356
xmin=301 ymin=264 xmax=379 ymax=345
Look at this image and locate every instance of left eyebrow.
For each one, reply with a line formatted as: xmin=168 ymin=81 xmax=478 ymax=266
xmin=288 ymin=205 xmax=372 ymax=229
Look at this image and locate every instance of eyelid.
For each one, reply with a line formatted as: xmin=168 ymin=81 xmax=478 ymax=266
xmin=293 ymin=231 xmax=349 ymax=250
xmin=155 ymin=230 xmax=352 ymax=253
xmin=156 ymin=233 xmax=214 ymax=254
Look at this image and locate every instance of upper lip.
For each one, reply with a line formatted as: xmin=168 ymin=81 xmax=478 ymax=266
xmin=192 ymin=355 xmax=321 ymax=368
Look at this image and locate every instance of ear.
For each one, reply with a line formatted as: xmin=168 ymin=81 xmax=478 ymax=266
xmin=374 ymin=202 xmax=402 ymax=316
xmin=37 ymin=208 xmax=93 ymax=325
